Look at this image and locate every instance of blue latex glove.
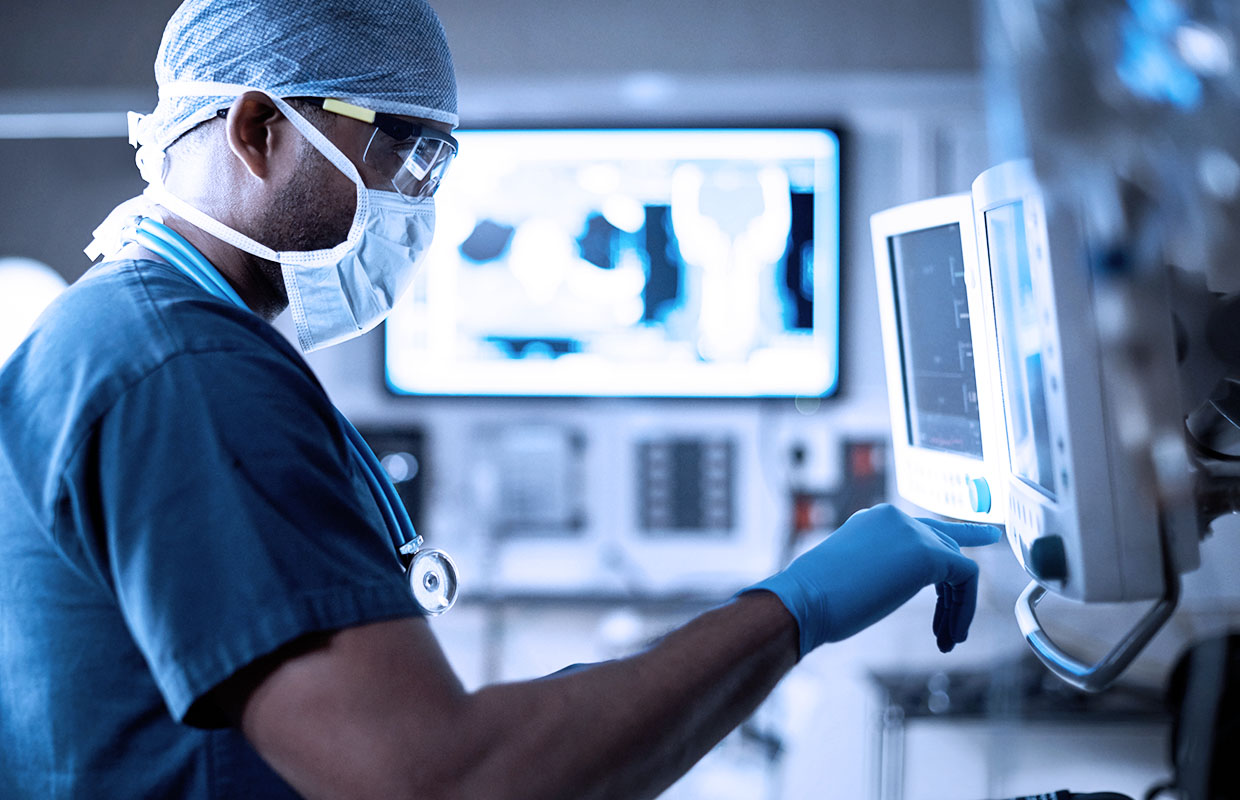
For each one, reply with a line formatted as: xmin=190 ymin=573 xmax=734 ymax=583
xmin=741 ymin=504 xmax=1001 ymax=658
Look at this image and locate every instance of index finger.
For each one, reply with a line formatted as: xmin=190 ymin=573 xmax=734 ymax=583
xmin=917 ymin=518 xmax=1003 ymax=548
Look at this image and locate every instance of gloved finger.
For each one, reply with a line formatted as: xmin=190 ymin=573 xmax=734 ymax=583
xmin=943 ymin=583 xmax=970 ymax=651
xmin=917 ymin=518 xmax=1003 ymax=548
xmin=939 ymin=553 xmax=981 ymax=646
xmin=933 ymin=583 xmax=953 ymax=652
xmin=933 ymin=583 xmax=945 ymax=635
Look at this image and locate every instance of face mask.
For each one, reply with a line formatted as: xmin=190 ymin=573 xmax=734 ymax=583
xmin=141 ymin=89 xmax=436 ymax=353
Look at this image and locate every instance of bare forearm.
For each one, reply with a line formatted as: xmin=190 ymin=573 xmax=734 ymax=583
xmin=237 ymin=593 xmax=797 ymax=800
xmin=442 ymin=591 xmax=797 ymax=800
xmin=240 ymin=507 xmax=999 ymax=800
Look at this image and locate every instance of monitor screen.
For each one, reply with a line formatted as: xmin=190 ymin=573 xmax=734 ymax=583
xmin=985 ymin=201 xmax=1056 ymax=497
xmin=384 ymin=127 xmax=840 ymax=398
xmin=887 ymin=223 xmax=984 ymax=458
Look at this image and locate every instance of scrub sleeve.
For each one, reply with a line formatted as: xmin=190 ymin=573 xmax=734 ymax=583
xmin=74 ymin=344 xmax=419 ymax=724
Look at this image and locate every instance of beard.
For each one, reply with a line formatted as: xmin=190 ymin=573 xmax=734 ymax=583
xmin=247 ymin=139 xmax=358 ymax=302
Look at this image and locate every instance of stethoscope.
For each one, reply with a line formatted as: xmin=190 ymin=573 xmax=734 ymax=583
xmin=124 ymin=217 xmax=459 ymax=616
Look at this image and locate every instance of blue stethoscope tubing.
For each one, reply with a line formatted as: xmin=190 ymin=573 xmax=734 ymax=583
xmin=126 ymin=217 xmax=442 ymax=592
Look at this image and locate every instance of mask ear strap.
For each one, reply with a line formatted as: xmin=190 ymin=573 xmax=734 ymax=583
xmin=263 ymin=95 xmax=363 ymax=185
xmin=144 ymin=82 xmax=371 ymax=264
xmin=159 ymin=82 xmax=365 ymax=187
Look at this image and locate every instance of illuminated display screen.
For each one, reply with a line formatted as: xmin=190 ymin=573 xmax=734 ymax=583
xmin=385 ymin=128 xmax=840 ymax=397
xmin=986 ymin=201 xmax=1056 ymax=497
xmin=888 ymin=224 xmax=983 ymax=458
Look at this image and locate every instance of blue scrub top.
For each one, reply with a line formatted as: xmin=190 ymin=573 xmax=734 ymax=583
xmin=0 ymin=259 xmax=422 ymax=798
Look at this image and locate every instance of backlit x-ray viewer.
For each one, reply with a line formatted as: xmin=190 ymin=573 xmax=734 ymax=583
xmin=386 ymin=127 xmax=840 ymax=398
xmin=870 ymin=194 xmax=1008 ymax=524
xmin=974 ymin=160 xmax=1201 ymax=690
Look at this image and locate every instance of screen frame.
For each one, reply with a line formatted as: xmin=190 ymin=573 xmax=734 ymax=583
xmin=870 ymin=192 xmax=1008 ymax=524
xmin=381 ymin=121 xmax=844 ymax=401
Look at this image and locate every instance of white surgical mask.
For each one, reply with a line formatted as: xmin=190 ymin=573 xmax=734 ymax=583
xmin=121 ymin=86 xmax=435 ymax=353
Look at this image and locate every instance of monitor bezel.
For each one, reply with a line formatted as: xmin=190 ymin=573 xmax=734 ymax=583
xmin=870 ymin=192 xmax=1009 ymax=524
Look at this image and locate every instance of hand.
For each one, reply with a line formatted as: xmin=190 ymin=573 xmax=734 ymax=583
xmin=740 ymin=504 xmax=1001 ymax=657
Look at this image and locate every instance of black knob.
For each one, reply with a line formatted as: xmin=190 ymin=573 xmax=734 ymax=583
xmin=1028 ymin=535 xmax=1068 ymax=583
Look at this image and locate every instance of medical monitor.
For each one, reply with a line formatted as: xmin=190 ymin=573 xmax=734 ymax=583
xmin=384 ymin=126 xmax=840 ymax=398
xmin=870 ymin=194 xmax=1007 ymax=524
xmin=973 ymin=160 xmax=1199 ymax=603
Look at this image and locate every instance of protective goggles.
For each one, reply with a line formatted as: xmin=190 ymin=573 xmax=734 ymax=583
xmin=316 ymin=98 xmax=458 ymax=200
xmin=215 ymin=98 xmax=457 ymax=199
xmin=220 ymin=97 xmax=458 ymax=199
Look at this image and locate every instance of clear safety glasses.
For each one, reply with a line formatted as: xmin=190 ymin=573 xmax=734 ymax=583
xmin=310 ymin=97 xmax=458 ymax=200
xmin=361 ymin=124 xmax=456 ymax=200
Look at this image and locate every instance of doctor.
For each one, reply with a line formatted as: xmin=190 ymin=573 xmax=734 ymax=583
xmin=0 ymin=1 xmax=1000 ymax=798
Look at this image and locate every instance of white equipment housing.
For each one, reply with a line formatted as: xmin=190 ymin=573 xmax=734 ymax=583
xmin=870 ymin=193 xmax=1008 ymax=525
xmin=972 ymin=160 xmax=1199 ymax=604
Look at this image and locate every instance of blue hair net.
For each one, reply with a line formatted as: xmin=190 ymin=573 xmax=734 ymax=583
xmin=135 ymin=0 xmax=458 ymax=153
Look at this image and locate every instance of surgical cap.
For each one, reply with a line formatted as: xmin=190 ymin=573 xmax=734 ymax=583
xmin=135 ymin=0 xmax=458 ymax=154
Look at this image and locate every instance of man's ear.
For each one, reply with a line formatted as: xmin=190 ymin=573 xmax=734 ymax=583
xmin=222 ymin=91 xmax=290 ymax=180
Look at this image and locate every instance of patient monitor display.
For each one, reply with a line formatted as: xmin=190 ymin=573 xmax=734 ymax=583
xmin=385 ymin=127 xmax=841 ymax=398
xmin=889 ymin=224 xmax=983 ymax=458
xmin=985 ymin=201 xmax=1056 ymax=496
xmin=871 ymin=194 xmax=1006 ymax=524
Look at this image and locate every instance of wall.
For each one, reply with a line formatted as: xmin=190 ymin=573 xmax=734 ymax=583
xmin=0 ymin=0 xmax=979 ymax=91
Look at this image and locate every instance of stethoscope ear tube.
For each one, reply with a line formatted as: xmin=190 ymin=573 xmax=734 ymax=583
xmin=341 ymin=415 xmax=459 ymax=616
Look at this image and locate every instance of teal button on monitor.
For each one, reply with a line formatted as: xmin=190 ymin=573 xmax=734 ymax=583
xmin=968 ymin=476 xmax=992 ymax=514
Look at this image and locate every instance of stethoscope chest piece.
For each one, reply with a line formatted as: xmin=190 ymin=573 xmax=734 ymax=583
xmin=401 ymin=536 xmax=459 ymax=616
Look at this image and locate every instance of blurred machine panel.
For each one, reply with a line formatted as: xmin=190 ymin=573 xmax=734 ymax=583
xmin=614 ymin=417 xmax=779 ymax=595
xmin=834 ymin=439 xmax=890 ymax=521
xmin=870 ymin=193 xmax=1007 ymax=523
xmin=489 ymin=424 xmax=588 ymax=536
xmin=451 ymin=407 xmax=782 ymax=599
xmin=385 ymin=127 xmax=840 ymax=399
xmin=471 ymin=422 xmax=604 ymax=594
xmin=637 ymin=436 xmax=736 ymax=534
